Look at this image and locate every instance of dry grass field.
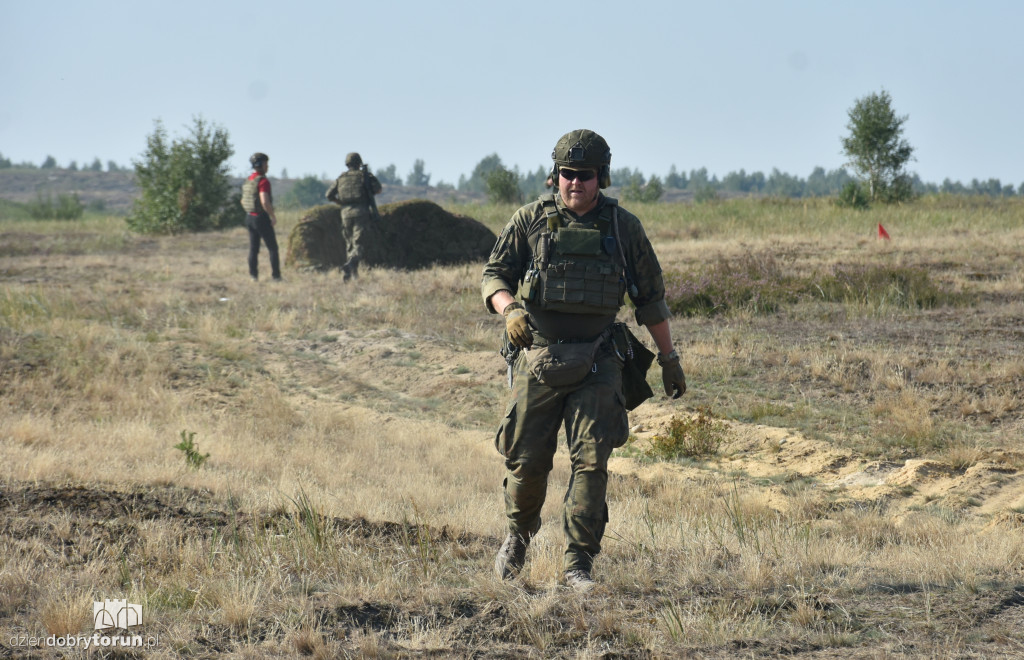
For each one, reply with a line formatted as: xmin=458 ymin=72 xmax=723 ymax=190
xmin=1 ymin=197 xmax=1023 ymax=658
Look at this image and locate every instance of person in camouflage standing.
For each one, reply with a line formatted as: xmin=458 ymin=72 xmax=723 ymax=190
xmin=481 ymin=129 xmax=686 ymax=591
xmin=326 ymin=152 xmax=382 ymax=281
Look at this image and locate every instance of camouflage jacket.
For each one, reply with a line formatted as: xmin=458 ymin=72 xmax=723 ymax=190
xmin=481 ymin=193 xmax=670 ymax=327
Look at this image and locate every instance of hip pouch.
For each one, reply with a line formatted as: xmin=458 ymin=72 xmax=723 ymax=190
xmin=523 ymin=335 xmax=605 ymax=388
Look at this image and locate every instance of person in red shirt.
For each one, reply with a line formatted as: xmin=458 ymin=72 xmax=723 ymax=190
xmin=241 ymin=152 xmax=281 ymax=281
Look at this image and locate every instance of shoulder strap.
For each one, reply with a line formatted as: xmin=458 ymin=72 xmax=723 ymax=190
xmin=610 ymin=204 xmax=639 ymax=297
xmin=539 ymin=193 xmax=561 ymax=233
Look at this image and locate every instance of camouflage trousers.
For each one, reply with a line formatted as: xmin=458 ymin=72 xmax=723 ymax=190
xmin=340 ymin=206 xmax=373 ymax=269
xmin=494 ymin=340 xmax=629 ymax=572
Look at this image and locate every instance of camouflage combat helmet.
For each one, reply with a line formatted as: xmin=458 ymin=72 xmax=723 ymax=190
xmin=345 ymin=152 xmax=362 ymax=168
xmin=551 ymin=129 xmax=612 ymax=188
xmin=249 ymin=152 xmax=269 ymax=169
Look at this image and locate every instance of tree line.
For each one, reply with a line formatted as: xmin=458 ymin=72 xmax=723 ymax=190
xmin=6 ymin=90 xmax=1020 ymax=230
xmin=0 ymin=153 xmax=127 ymax=172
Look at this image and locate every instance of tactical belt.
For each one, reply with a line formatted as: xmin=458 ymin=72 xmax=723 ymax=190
xmin=533 ymin=326 xmax=612 ymax=347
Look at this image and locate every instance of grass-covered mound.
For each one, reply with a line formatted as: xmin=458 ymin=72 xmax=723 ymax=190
xmin=285 ymin=199 xmax=496 ymax=271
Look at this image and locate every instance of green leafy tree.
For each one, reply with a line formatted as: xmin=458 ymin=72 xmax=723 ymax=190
xmin=87 ymin=157 xmax=103 ymax=172
xmin=841 ymin=89 xmax=915 ymax=203
xmin=518 ymin=164 xmax=550 ymax=198
xmin=405 ymin=159 xmax=431 ymax=187
xmin=106 ymin=160 xmax=120 ymax=172
xmin=459 ymin=154 xmax=504 ymax=194
xmin=375 ymin=163 xmax=401 ymax=185
xmin=41 ymin=155 xmax=56 ymax=169
xmin=284 ymin=175 xmax=328 ymax=208
xmin=686 ymin=167 xmax=711 ymax=190
xmin=664 ymin=164 xmax=686 ymax=189
xmin=0 ymin=152 xmax=11 ymax=169
xmin=127 ymin=117 xmax=235 ymax=234
xmin=622 ymin=172 xmax=664 ymax=202
xmin=486 ymin=166 xmax=521 ymax=203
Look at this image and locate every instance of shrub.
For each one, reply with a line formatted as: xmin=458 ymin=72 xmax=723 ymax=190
xmin=817 ymin=264 xmax=949 ymax=308
xmin=664 ymin=252 xmax=799 ymax=316
xmin=693 ymin=186 xmax=719 ymax=204
xmin=126 ymin=117 xmax=234 ymax=235
xmin=835 ymin=181 xmax=870 ymax=209
xmin=647 ymin=408 xmax=728 ymax=460
xmin=174 ymin=430 xmax=209 ymax=469
xmin=25 ymin=193 xmax=84 ymax=220
xmin=283 ymin=175 xmax=328 ymax=208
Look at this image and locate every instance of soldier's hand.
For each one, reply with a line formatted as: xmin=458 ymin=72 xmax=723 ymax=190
xmin=503 ymin=302 xmax=533 ymax=348
xmin=658 ymin=350 xmax=686 ymax=399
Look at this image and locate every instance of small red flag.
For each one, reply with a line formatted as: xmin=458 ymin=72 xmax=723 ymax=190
xmin=877 ymin=223 xmax=890 ymax=240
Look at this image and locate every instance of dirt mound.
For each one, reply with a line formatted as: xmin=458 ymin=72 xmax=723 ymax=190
xmin=285 ymin=199 xmax=496 ymax=271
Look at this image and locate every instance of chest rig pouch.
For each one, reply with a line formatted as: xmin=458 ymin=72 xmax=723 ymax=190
xmin=521 ymin=195 xmax=626 ymax=315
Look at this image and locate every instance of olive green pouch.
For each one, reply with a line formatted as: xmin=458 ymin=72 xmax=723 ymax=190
xmin=556 ymin=228 xmax=602 ymax=255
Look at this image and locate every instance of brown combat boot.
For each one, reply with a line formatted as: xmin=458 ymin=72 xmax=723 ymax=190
xmin=564 ymin=568 xmax=595 ymax=593
xmin=494 ymin=533 xmax=529 ymax=580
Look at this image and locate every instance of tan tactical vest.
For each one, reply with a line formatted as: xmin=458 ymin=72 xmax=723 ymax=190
xmin=241 ymin=174 xmax=264 ymax=213
xmin=335 ymin=170 xmax=367 ymax=205
xmin=521 ymin=195 xmax=626 ymax=315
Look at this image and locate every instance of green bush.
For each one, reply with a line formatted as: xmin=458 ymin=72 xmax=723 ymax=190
xmin=126 ymin=117 xmax=235 ymax=235
xmin=25 ymin=193 xmax=84 ymax=220
xmin=693 ymin=186 xmax=719 ymax=204
xmin=622 ymin=173 xmax=664 ymax=203
xmin=646 ymin=408 xmax=728 ymax=460
xmin=835 ymin=181 xmax=870 ymax=209
xmin=283 ymin=175 xmax=329 ymax=208
xmin=485 ymin=167 xmax=521 ymax=204
xmin=817 ymin=264 xmax=949 ymax=308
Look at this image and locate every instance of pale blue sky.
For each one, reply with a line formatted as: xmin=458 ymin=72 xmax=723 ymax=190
xmin=2 ymin=0 xmax=1021 ymax=187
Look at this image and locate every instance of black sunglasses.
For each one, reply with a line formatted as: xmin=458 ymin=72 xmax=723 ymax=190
xmin=559 ymin=168 xmax=596 ymax=182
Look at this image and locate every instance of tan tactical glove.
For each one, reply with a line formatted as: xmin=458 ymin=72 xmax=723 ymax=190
xmin=503 ymin=301 xmax=533 ymax=348
xmin=658 ymin=350 xmax=686 ymax=399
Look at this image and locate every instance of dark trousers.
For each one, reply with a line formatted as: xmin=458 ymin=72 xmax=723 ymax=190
xmin=245 ymin=212 xmax=280 ymax=280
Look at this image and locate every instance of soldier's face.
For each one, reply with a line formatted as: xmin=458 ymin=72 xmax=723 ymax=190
xmin=558 ymin=168 xmax=600 ymax=214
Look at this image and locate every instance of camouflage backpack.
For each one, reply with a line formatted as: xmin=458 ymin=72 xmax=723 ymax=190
xmin=334 ymin=170 xmax=367 ymax=205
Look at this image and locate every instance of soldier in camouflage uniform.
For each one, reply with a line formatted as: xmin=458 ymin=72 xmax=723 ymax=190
xmin=482 ymin=129 xmax=686 ymax=591
xmin=326 ymin=152 xmax=382 ymax=281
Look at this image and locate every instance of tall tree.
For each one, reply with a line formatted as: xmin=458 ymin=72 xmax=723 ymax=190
xmin=405 ymin=159 xmax=431 ymax=187
xmin=841 ymin=89 xmax=915 ymax=203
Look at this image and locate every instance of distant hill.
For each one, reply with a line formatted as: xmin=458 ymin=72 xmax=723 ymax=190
xmin=0 ymin=169 xmax=488 ymax=215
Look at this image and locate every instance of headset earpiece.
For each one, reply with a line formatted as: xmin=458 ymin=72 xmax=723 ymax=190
xmin=598 ymin=165 xmax=611 ymax=189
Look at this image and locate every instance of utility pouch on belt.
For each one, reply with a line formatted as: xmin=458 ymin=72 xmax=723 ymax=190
xmin=612 ymin=323 xmax=655 ymax=410
xmin=523 ymin=334 xmax=605 ymax=388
